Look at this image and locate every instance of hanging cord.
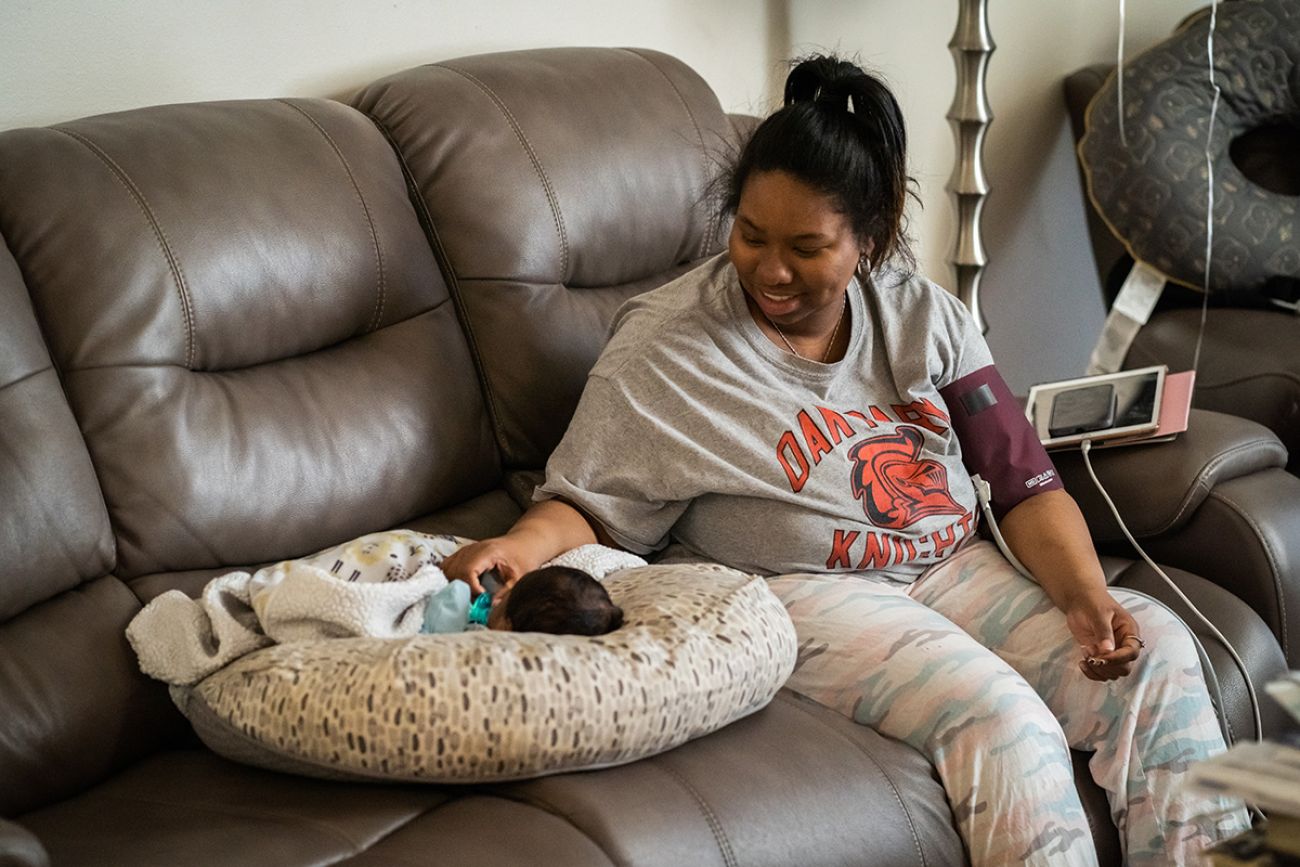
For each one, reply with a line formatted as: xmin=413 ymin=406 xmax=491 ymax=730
xmin=1191 ymin=0 xmax=1222 ymax=376
xmin=1116 ymin=0 xmax=1129 ymax=148
xmin=1079 ymin=439 xmax=1262 ymax=742
xmin=975 ymin=459 xmax=1266 ymax=823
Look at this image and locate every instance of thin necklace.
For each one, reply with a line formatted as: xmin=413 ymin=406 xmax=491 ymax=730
xmin=764 ymin=293 xmax=847 ymax=363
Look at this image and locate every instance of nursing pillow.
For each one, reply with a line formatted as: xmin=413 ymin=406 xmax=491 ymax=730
xmin=173 ymin=561 xmax=797 ymax=783
xmin=1079 ymin=0 xmax=1300 ymax=294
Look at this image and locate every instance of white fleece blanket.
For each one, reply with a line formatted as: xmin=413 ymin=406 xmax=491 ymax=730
xmin=126 ymin=531 xmax=646 ymax=686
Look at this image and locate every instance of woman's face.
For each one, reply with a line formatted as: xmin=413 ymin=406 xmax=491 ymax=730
xmin=728 ymin=170 xmax=865 ymax=334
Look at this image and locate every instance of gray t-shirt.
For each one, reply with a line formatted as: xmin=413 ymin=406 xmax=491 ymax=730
xmin=537 ymin=254 xmax=995 ymax=581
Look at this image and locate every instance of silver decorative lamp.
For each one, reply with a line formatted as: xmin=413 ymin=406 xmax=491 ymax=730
xmin=947 ymin=0 xmax=994 ymax=332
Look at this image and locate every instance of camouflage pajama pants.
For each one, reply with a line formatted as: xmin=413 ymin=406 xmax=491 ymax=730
xmin=766 ymin=540 xmax=1249 ymax=866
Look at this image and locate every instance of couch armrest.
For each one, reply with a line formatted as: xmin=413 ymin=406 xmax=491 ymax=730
xmin=1107 ymin=557 xmax=1291 ymax=741
xmin=1053 ymin=410 xmax=1287 ymax=542
xmin=0 ymin=819 xmax=48 ymax=867
xmin=1142 ymin=469 xmax=1300 ymax=669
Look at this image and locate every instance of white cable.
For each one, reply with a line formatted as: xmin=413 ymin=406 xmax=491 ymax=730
xmin=1117 ymin=0 xmax=1129 ymax=148
xmin=972 ymin=475 xmax=1034 ymax=580
xmin=1191 ymin=0 xmax=1222 ymax=377
xmin=1079 ymin=439 xmax=1262 ymax=740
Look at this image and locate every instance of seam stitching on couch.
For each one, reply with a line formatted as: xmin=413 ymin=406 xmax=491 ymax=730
xmin=81 ymin=791 xmax=367 ymax=853
xmin=1159 ymin=438 xmax=1283 ymax=535
xmin=621 ymin=48 xmax=719 ymax=255
xmin=312 ymin=799 xmax=458 ymax=866
xmin=1208 ymin=488 xmax=1289 ymax=655
xmin=277 ymin=99 xmax=386 ymax=332
xmin=0 ymin=363 xmax=53 ymax=393
xmin=53 ymin=127 xmax=196 ymax=369
xmin=360 ymin=111 xmax=513 ymax=461
xmin=651 ymin=761 xmax=738 ymax=867
xmin=439 ymin=64 xmax=571 ymax=279
xmin=779 ymin=693 xmax=929 ymax=866
xmin=474 ymin=789 xmax=622 ymax=866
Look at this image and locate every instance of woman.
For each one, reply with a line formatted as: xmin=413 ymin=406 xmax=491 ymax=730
xmin=444 ymin=56 xmax=1248 ymax=866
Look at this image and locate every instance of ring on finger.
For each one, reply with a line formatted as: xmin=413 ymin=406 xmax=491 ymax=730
xmin=1122 ymin=636 xmax=1146 ymax=649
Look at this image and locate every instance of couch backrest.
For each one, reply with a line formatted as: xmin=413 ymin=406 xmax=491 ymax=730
xmin=0 ymin=48 xmax=746 ymax=816
xmin=0 ymin=234 xmax=189 ymax=816
xmin=0 ymin=97 xmax=499 ymax=813
xmin=0 ymin=98 xmax=499 ymax=582
xmin=352 ymin=47 xmax=738 ymax=468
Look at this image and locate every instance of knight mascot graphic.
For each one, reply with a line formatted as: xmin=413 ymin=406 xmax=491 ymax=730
xmin=847 ymin=426 xmax=964 ymax=530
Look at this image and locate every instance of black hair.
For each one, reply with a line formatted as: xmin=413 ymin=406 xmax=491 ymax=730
xmin=721 ymin=55 xmax=917 ymax=274
xmin=505 ymin=566 xmax=625 ymax=636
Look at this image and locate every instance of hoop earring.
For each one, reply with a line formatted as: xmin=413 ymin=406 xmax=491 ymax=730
xmin=856 ymin=253 xmax=871 ymax=279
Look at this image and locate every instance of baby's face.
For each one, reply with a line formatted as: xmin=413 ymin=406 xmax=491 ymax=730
xmin=486 ymin=586 xmax=512 ymax=631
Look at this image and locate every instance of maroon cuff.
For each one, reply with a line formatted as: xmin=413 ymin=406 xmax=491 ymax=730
xmin=940 ymin=365 xmax=1062 ymax=518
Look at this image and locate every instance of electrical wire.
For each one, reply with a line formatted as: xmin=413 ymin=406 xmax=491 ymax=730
xmin=1117 ymin=0 xmax=1128 ymax=148
xmin=1079 ymin=438 xmax=1262 ymax=741
xmin=978 ymin=465 xmax=1258 ymax=743
xmin=1191 ymin=0 xmax=1222 ymax=377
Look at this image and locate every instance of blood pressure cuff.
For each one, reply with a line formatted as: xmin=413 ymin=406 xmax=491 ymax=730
xmin=940 ymin=365 xmax=1062 ymax=518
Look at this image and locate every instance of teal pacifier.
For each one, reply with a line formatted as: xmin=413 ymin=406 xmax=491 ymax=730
xmin=467 ymin=568 xmax=504 ymax=626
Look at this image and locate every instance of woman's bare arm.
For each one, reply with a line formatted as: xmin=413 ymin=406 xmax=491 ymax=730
xmin=998 ymin=489 xmax=1142 ymax=681
xmin=441 ymin=499 xmax=599 ymax=594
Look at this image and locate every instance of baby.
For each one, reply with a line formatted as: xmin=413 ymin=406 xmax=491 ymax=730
xmin=130 ymin=532 xmax=632 ymax=686
xmin=423 ymin=565 xmax=624 ymax=636
xmin=486 ymin=565 xmax=625 ymax=634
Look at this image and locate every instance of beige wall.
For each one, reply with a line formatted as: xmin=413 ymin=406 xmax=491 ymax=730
xmin=2 ymin=0 xmax=1205 ymax=389
xmin=0 ymin=0 xmax=777 ymax=127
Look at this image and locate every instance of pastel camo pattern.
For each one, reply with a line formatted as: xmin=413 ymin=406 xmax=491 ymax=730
xmin=181 ymin=563 xmax=797 ymax=783
xmin=769 ymin=540 xmax=1249 ymax=866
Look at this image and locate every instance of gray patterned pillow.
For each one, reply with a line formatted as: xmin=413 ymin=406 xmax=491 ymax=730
xmin=1079 ymin=0 xmax=1300 ymax=293
xmin=173 ymin=563 xmax=797 ymax=782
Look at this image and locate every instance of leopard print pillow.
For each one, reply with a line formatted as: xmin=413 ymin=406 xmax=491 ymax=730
xmin=174 ymin=562 xmax=797 ymax=783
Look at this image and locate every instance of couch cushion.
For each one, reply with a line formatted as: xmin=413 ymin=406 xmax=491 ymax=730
xmin=1127 ymin=309 xmax=1300 ymax=475
xmin=352 ymin=47 xmax=738 ymax=468
xmin=18 ymin=751 xmax=454 ymax=866
xmin=336 ymin=796 xmax=616 ymax=866
xmin=0 ymin=577 xmax=188 ymax=816
xmin=489 ymin=690 xmax=965 ymax=867
xmin=20 ymin=691 xmax=965 ymax=867
xmin=0 ymin=237 xmax=113 ymax=622
xmin=0 ymin=236 xmax=176 ymax=817
xmin=0 ymin=99 xmax=499 ymax=579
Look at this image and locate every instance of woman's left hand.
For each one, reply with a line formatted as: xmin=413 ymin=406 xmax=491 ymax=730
xmin=1065 ymin=590 xmax=1144 ymax=682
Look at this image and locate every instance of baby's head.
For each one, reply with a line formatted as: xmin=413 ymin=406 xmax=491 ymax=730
xmin=487 ymin=566 xmax=624 ymax=636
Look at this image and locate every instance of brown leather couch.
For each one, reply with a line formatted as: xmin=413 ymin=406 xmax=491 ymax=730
xmin=0 ymin=47 xmax=1295 ymax=866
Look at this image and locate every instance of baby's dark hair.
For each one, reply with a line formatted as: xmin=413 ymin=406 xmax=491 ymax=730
xmin=505 ymin=566 xmax=624 ymax=636
xmin=721 ymin=55 xmax=917 ymax=274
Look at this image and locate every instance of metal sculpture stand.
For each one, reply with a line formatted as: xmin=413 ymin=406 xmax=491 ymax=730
xmin=947 ymin=0 xmax=994 ymax=332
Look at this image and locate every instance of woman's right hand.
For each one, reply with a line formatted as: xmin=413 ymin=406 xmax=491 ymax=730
xmin=440 ymin=498 xmax=601 ymax=594
xmin=441 ymin=538 xmax=535 ymax=595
